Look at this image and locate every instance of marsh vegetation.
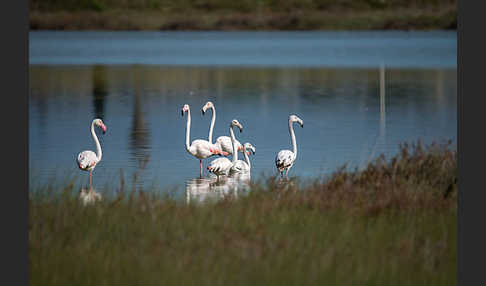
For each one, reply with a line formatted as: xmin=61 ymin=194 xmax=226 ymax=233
xmin=30 ymin=141 xmax=457 ymax=285
xmin=29 ymin=0 xmax=457 ymax=30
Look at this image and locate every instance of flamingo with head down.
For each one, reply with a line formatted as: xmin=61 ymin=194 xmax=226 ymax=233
xmin=181 ymin=104 xmax=228 ymax=177
xmin=76 ymin=118 xmax=107 ymax=189
xmin=275 ymin=114 xmax=304 ymax=179
xmin=207 ymin=119 xmax=243 ymax=180
xmin=202 ymin=101 xmax=246 ymax=156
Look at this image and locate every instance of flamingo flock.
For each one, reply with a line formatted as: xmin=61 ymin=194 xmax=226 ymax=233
xmin=75 ymin=101 xmax=304 ymax=201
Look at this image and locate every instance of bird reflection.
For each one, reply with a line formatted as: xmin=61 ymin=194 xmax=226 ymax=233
xmin=92 ymin=65 xmax=108 ymax=120
xmin=185 ymin=173 xmax=251 ymax=204
xmin=129 ymin=84 xmax=151 ymax=163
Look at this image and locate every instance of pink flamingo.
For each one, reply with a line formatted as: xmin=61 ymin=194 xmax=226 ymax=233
xmin=275 ymin=115 xmax=304 ymax=179
xmin=202 ymin=101 xmax=245 ymax=155
xmin=76 ymin=118 xmax=107 ymax=188
xmin=207 ymin=119 xmax=243 ymax=180
xmin=181 ymin=104 xmax=228 ymax=177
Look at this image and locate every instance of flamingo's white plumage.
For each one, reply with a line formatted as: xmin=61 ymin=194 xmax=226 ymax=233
xmin=207 ymin=119 xmax=243 ymax=179
xmin=76 ymin=118 xmax=107 ymax=188
xmin=202 ymin=101 xmax=245 ymax=155
xmin=275 ymin=115 xmax=304 ymax=179
xmin=182 ymin=104 xmax=228 ymax=177
xmin=230 ymin=142 xmax=256 ymax=174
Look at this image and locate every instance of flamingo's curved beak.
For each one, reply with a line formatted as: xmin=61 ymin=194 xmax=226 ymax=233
xmin=181 ymin=110 xmax=184 ymax=116
xmin=202 ymin=109 xmax=205 ymax=115
xmin=101 ymin=125 xmax=107 ymax=134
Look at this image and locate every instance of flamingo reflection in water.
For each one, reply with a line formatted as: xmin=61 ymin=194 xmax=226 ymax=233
xmin=185 ymin=172 xmax=251 ymax=204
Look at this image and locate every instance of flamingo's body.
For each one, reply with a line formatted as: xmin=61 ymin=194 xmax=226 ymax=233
xmin=208 ymin=119 xmax=243 ymax=179
xmin=182 ymin=104 xmax=228 ymax=177
xmin=76 ymin=118 xmax=107 ymax=188
xmin=231 ymin=143 xmax=256 ymax=174
xmin=207 ymin=157 xmax=233 ymax=178
xmin=202 ymin=101 xmax=245 ymax=156
xmin=275 ymin=115 xmax=304 ymax=179
xmin=215 ymin=136 xmax=244 ymax=155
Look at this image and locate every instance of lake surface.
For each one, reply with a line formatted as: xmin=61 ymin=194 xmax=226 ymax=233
xmin=29 ymin=31 xmax=457 ymax=198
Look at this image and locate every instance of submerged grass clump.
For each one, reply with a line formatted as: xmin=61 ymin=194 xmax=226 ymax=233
xmin=29 ymin=141 xmax=457 ymax=286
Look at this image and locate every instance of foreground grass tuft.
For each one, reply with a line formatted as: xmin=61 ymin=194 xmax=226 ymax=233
xmin=30 ymin=141 xmax=457 ymax=286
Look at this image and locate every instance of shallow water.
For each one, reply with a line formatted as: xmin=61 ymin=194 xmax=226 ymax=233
xmin=29 ymin=31 xmax=457 ymax=196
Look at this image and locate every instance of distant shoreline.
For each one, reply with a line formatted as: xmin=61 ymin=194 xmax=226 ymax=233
xmin=30 ymin=7 xmax=456 ymax=31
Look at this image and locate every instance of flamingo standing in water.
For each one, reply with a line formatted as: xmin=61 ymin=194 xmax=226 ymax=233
xmin=275 ymin=115 xmax=304 ymax=179
xmin=182 ymin=104 xmax=228 ymax=177
xmin=76 ymin=118 xmax=107 ymax=189
xmin=231 ymin=142 xmax=256 ymax=174
xmin=207 ymin=119 xmax=243 ymax=180
xmin=202 ymin=101 xmax=245 ymax=156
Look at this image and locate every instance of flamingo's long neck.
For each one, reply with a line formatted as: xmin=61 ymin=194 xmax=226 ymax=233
xmin=185 ymin=109 xmax=192 ymax=152
xmin=243 ymin=146 xmax=251 ymax=169
xmin=208 ymin=106 xmax=215 ymax=144
xmin=289 ymin=119 xmax=297 ymax=158
xmin=230 ymin=125 xmax=238 ymax=163
xmin=91 ymin=121 xmax=102 ymax=161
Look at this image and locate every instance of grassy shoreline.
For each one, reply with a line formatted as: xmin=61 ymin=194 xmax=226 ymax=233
xmin=30 ymin=141 xmax=457 ymax=285
xmin=29 ymin=3 xmax=456 ymax=31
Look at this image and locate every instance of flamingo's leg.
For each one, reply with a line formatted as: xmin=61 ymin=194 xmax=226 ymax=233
xmin=200 ymin=160 xmax=203 ymax=177
xmin=286 ymin=169 xmax=289 ymax=180
xmin=89 ymin=170 xmax=93 ymax=189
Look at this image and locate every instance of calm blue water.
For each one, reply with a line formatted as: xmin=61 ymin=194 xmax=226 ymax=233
xmin=30 ymin=31 xmax=456 ymax=68
xmin=29 ymin=31 xmax=457 ymax=197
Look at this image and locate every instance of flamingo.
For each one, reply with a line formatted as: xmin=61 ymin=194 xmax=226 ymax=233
xmin=275 ymin=115 xmax=304 ymax=179
xmin=76 ymin=118 xmax=107 ymax=189
xmin=182 ymin=104 xmax=228 ymax=177
xmin=202 ymin=101 xmax=245 ymax=156
xmin=207 ymin=119 xmax=243 ymax=180
xmin=230 ymin=142 xmax=256 ymax=174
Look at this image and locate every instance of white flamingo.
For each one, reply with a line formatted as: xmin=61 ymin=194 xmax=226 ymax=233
xmin=202 ymin=101 xmax=245 ymax=156
xmin=76 ymin=118 xmax=107 ymax=189
xmin=182 ymin=104 xmax=228 ymax=177
xmin=275 ymin=115 xmax=304 ymax=179
xmin=230 ymin=142 xmax=256 ymax=174
xmin=207 ymin=119 xmax=243 ymax=180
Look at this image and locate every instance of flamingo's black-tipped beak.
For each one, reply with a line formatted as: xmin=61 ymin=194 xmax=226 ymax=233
xmin=202 ymin=109 xmax=205 ymax=115
xmin=181 ymin=110 xmax=184 ymax=116
xmin=240 ymin=127 xmax=243 ymax=133
xmin=301 ymin=123 xmax=304 ymax=128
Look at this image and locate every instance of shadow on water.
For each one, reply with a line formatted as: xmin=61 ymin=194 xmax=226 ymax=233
xmin=92 ymin=65 xmax=107 ymax=120
xmin=185 ymin=172 xmax=251 ymax=204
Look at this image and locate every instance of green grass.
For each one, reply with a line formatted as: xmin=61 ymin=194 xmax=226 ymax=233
xmin=29 ymin=0 xmax=457 ymax=30
xmin=29 ymin=141 xmax=457 ymax=285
